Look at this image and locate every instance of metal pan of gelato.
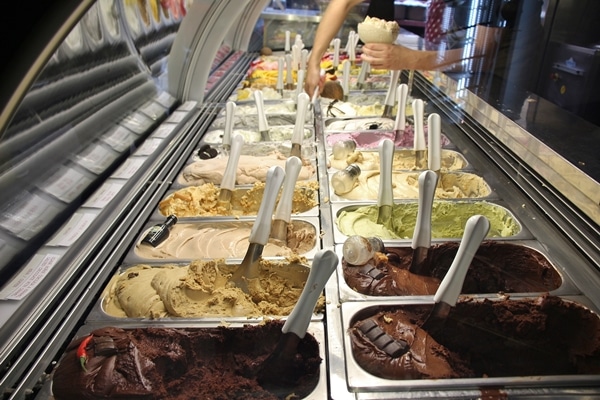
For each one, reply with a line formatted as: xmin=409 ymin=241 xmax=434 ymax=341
xmin=327 ymin=149 xmax=468 ymax=171
xmin=175 ymin=154 xmax=317 ymax=187
xmin=341 ymin=295 xmax=600 ymax=392
xmin=332 ymin=200 xmax=528 ymax=243
xmin=335 ymin=240 xmax=577 ymax=301
xmin=325 ymin=129 xmax=452 ymax=149
xmin=201 ymin=125 xmax=314 ymax=145
xmin=94 ymin=256 xmax=325 ymax=321
xmin=156 ymin=181 xmax=319 ymax=218
xmin=128 ymin=217 xmax=320 ymax=263
xmin=51 ymin=321 xmax=327 ymax=400
xmin=190 ymin=140 xmax=317 ymax=161
xmin=328 ymin=171 xmax=492 ymax=201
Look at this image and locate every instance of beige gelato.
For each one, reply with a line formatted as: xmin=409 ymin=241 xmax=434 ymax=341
xmin=159 ymin=181 xmax=318 ymax=217
xmin=102 ymin=257 xmax=323 ymax=318
xmin=357 ymin=16 xmax=400 ymax=44
xmin=328 ymin=149 xmax=467 ymax=171
xmin=134 ymin=220 xmax=317 ymax=260
xmin=330 ymin=171 xmax=491 ymax=200
xmin=177 ymin=154 xmax=316 ymax=186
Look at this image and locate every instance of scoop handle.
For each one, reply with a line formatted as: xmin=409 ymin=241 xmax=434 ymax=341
xmin=411 ymin=170 xmax=438 ymax=249
xmin=292 ymin=93 xmax=310 ymax=145
xmin=357 ymin=61 xmax=368 ymax=85
xmin=223 ymin=101 xmax=236 ymax=148
xmin=282 ymin=249 xmax=339 ymax=338
xmin=254 ymin=90 xmax=269 ymax=132
xmin=342 ymin=60 xmax=350 ymax=96
xmin=377 ymin=139 xmax=394 ymax=208
xmin=276 ymin=57 xmax=284 ymax=91
xmin=220 ymin=134 xmax=244 ymax=191
xmin=295 ymin=69 xmax=305 ymax=100
xmin=393 ymin=83 xmax=408 ymax=131
xmin=413 ymin=99 xmax=425 ymax=151
xmin=273 ymin=156 xmax=302 ymax=222
xmin=428 ymin=113 xmax=441 ymax=171
xmin=384 ymin=70 xmax=401 ymax=107
xmin=285 ymin=54 xmax=294 ymax=85
xmin=249 ymin=166 xmax=285 ymax=245
xmin=434 ymin=215 xmax=490 ymax=306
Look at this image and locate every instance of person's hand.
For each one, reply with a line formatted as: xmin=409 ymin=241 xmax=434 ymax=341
xmin=304 ymin=63 xmax=325 ymax=97
xmin=361 ymin=43 xmax=414 ymax=70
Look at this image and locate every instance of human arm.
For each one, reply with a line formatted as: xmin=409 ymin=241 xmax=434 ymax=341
xmin=361 ymin=24 xmax=502 ymax=71
xmin=305 ymin=0 xmax=364 ymax=96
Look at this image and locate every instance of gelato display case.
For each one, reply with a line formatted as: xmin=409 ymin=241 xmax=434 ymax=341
xmin=0 ymin=0 xmax=599 ymax=399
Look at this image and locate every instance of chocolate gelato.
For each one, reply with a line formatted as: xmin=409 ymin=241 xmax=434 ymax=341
xmin=52 ymin=321 xmax=320 ymax=399
xmin=343 ymin=242 xmax=562 ymax=296
xmin=349 ymin=295 xmax=600 ymax=380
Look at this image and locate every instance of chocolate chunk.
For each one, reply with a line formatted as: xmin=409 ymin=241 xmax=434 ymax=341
xmin=359 ymin=319 xmax=409 ymax=358
xmin=94 ymin=336 xmax=117 ymax=356
xmin=358 ymin=263 xmax=385 ymax=279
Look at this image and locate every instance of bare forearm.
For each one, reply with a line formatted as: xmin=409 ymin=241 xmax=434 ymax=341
xmin=307 ymin=0 xmax=363 ymax=69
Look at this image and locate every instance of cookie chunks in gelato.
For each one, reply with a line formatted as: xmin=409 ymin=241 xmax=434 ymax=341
xmin=52 ymin=321 xmax=320 ymax=399
xmin=102 ymin=258 xmax=323 ymax=319
xmin=159 ymin=181 xmax=318 ymax=217
xmin=349 ymin=295 xmax=600 ymax=380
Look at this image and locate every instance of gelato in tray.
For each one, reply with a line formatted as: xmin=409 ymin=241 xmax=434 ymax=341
xmin=345 ymin=295 xmax=600 ymax=383
xmin=177 ymin=154 xmax=316 ymax=186
xmin=334 ymin=201 xmax=521 ymax=240
xmin=326 ymin=129 xmax=451 ymax=148
xmin=202 ymin=125 xmax=313 ymax=144
xmin=328 ymin=149 xmax=467 ymax=171
xmin=158 ymin=181 xmax=318 ymax=217
xmin=102 ymin=257 xmax=321 ymax=319
xmin=342 ymin=241 xmax=562 ymax=296
xmin=52 ymin=321 xmax=322 ymax=399
xmin=329 ymin=171 xmax=491 ymax=201
xmin=134 ymin=219 xmax=317 ymax=260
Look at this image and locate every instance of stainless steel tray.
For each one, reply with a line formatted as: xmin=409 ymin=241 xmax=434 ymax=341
xmin=88 ymin=258 xmax=326 ymax=323
xmin=333 ymin=240 xmax=580 ymax=302
xmin=152 ymin=184 xmax=320 ymax=219
xmin=48 ymin=321 xmax=327 ymax=400
xmin=338 ymin=296 xmax=600 ymax=394
xmin=327 ymin=171 xmax=495 ymax=202
xmin=125 ymin=216 xmax=322 ymax=263
xmin=330 ymin=199 xmax=532 ymax=244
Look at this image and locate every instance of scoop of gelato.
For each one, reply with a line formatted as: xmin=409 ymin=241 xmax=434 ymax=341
xmin=357 ymin=16 xmax=400 ymax=44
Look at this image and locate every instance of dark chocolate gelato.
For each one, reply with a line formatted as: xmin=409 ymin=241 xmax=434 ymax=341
xmin=343 ymin=242 xmax=562 ymax=296
xmin=52 ymin=321 xmax=320 ymax=399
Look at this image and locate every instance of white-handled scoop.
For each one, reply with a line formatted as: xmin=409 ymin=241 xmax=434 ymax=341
xmin=271 ymin=156 xmax=302 ymax=242
xmin=291 ymin=92 xmax=310 ymax=158
xmin=217 ymin=134 xmax=244 ymax=209
xmin=413 ymin=98 xmax=426 ymax=168
xmin=276 ymin=57 xmax=284 ymax=95
xmin=257 ymin=249 xmax=339 ymax=388
xmin=382 ymin=70 xmax=400 ymax=118
xmin=409 ymin=170 xmax=438 ymax=275
xmin=393 ymin=83 xmax=409 ymax=144
xmin=376 ymin=139 xmax=394 ymax=230
xmin=428 ymin=113 xmax=441 ymax=177
xmin=230 ymin=166 xmax=285 ymax=293
xmin=357 ymin=61 xmax=370 ymax=90
xmin=285 ymin=53 xmax=294 ymax=90
xmin=342 ymin=60 xmax=350 ymax=101
xmin=254 ymin=90 xmax=270 ymax=142
xmin=222 ymin=101 xmax=236 ymax=152
xmin=421 ymin=215 xmax=490 ymax=332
